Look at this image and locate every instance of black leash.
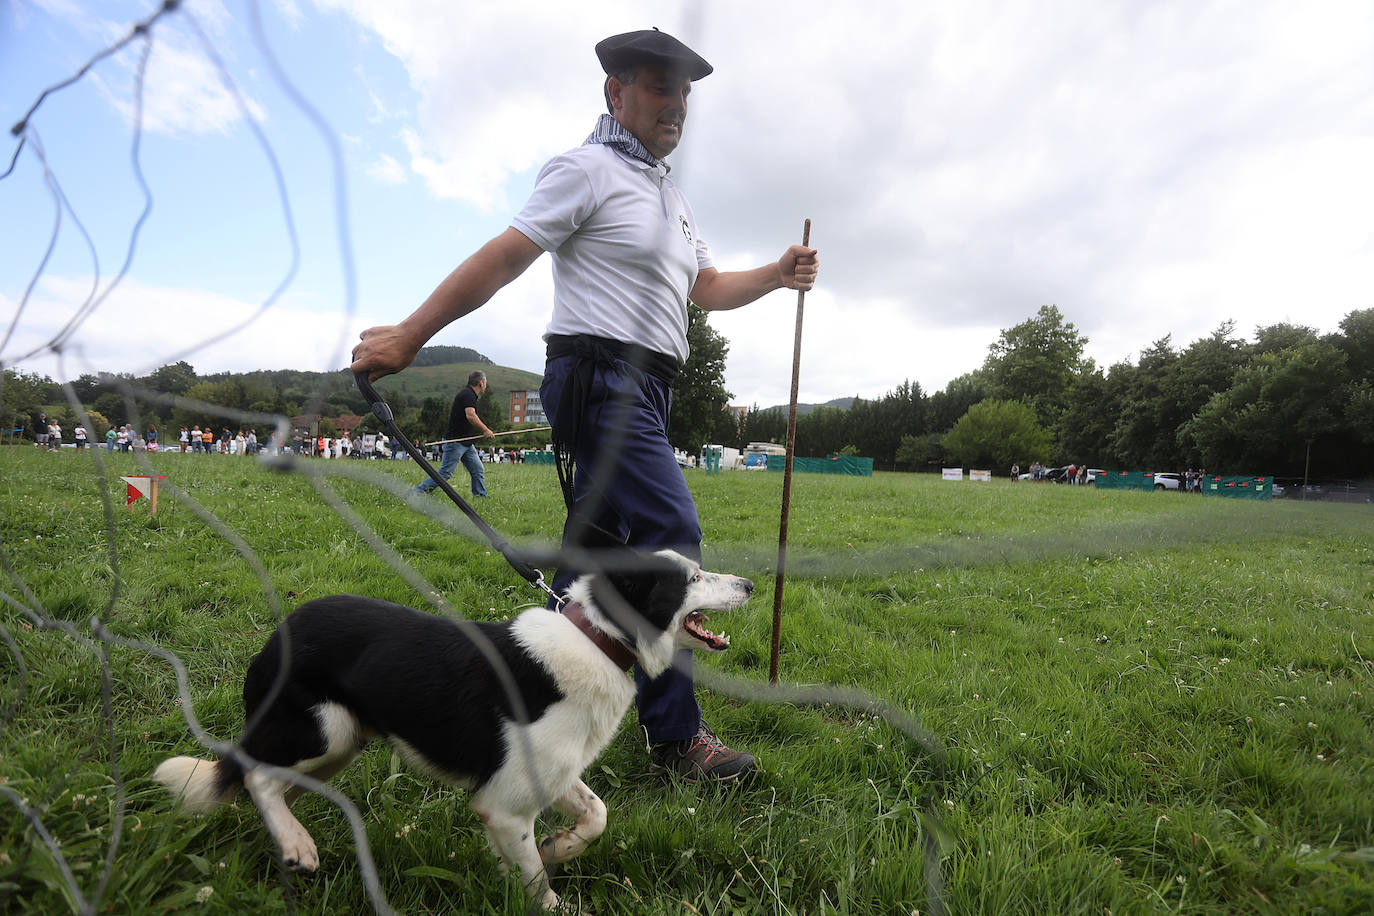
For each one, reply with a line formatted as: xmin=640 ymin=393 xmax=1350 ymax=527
xmin=353 ymin=371 xmax=562 ymax=606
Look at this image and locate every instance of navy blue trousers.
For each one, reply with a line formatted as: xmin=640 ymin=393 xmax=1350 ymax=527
xmin=541 ymin=352 xmax=702 ymax=744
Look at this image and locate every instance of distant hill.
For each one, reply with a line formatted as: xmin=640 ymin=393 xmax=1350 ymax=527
xmin=372 ymin=360 xmax=544 ymax=407
xmin=410 ymin=345 xmax=492 ymax=367
xmin=759 ymin=396 xmax=856 ymax=415
xmin=196 ymin=346 xmax=542 ymax=416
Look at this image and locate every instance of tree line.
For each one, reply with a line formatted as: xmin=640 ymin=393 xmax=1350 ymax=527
xmin=694 ymin=305 xmax=1373 ymax=480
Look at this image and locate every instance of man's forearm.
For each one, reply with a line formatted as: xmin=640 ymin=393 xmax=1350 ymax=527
xmin=465 ymin=407 xmax=495 ymax=437
xmin=691 ymin=264 xmax=784 ymax=312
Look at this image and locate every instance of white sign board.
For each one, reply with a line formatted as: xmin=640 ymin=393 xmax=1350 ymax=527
xmin=970 ymin=469 xmax=992 ymax=481
xmin=942 ymin=467 xmax=963 ymax=481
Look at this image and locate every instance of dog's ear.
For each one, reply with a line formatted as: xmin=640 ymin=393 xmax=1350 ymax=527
xmin=589 ymin=555 xmax=687 ymax=644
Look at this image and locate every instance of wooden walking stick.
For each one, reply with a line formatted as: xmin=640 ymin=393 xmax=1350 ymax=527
xmin=769 ymin=218 xmax=811 ymax=685
xmin=423 ymin=427 xmax=551 ymax=447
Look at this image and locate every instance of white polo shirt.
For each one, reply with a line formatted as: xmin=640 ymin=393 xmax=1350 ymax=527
xmin=512 ymin=143 xmax=714 ymax=365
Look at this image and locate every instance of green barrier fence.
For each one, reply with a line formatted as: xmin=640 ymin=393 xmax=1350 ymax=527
xmin=1095 ymin=470 xmax=1273 ymax=499
xmin=766 ymin=454 xmax=874 ymax=476
xmin=1205 ymin=475 xmax=1275 ymax=499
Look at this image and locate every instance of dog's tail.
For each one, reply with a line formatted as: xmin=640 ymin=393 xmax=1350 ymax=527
xmin=152 ymin=755 xmax=243 ymax=813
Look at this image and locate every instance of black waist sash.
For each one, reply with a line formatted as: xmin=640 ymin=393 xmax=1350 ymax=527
xmin=544 ymin=334 xmax=680 ymax=385
xmin=544 ymin=334 xmax=680 ymax=515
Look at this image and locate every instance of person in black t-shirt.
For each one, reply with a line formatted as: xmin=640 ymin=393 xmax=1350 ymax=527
xmin=413 ymin=370 xmax=495 ymax=496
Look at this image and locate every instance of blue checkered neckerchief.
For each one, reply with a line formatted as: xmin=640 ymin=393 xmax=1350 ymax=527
xmin=584 ymin=114 xmax=668 ymax=173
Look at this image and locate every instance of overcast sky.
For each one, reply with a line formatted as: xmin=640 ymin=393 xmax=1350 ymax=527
xmin=2 ymin=0 xmax=1370 ymax=408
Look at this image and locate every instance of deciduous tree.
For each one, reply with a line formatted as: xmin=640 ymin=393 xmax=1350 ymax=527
xmin=943 ymin=399 xmax=1053 ymax=471
xmin=667 ymin=304 xmax=732 ymax=454
xmin=982 ymin=305 xmax=1087 ymax=427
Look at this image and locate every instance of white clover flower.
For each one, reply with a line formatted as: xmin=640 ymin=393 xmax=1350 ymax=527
xmin=195 ymin=886 xmax=214 ymax=903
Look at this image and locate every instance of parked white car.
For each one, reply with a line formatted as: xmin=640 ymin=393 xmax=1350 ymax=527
xmin=1151 ymin=472 xmax=1183 ymax=491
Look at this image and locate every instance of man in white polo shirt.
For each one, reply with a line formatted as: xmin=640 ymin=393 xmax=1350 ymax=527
xmin=352 ymin=28 xmax=818 ymax=782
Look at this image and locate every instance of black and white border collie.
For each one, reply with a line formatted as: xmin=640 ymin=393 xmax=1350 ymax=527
xmin=153 ymin=550 xmax=752 ymax=910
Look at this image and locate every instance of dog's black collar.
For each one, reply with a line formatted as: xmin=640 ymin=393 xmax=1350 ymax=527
xmin=561 ymin=601 xmax=636 ymax=671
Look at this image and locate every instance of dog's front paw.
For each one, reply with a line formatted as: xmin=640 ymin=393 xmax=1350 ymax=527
xmin=280 ymin=825 xmax=320 ymax=873
xmin=538 ymin=830 xmax=586 ymax=864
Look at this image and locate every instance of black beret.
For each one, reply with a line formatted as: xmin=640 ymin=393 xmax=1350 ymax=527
xmin=595 ymin=28 xmax=713 ymax=81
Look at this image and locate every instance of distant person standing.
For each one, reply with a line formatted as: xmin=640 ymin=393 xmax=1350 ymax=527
xmin=74 ymin=423 xmax=87 ymax=448
xmin=413 ymin=370 xmax=494 ymax=497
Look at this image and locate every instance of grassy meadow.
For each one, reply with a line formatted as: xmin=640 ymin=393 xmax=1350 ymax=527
xmin=1 ymin=445 xmax=1372 ymax=914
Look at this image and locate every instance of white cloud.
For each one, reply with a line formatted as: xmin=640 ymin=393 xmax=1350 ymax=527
xmin=94 ymin=19 xmax=268 ymax=136
xmin=366 ymin=152 xmax=407 ymax=185
xmin=708 ymin=286 xmax=1001 ymax=408
xmin=2 ymin=276 xmax=363 ymax=381
xmin=312 ymin=0 xmax=648 ymax=208
xmin=271 ymin=0 xmax=306 ymax=31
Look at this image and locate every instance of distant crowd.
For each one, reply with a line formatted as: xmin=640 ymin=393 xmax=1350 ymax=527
xmin=1012 ymin=461 xmax=1093 ymax=485
xmin=28 ymin=413 xmax=539 ymax=465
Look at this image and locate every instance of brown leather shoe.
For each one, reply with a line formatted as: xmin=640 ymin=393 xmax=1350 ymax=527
xmin=648 ymin=721 xmax=758 ymax=782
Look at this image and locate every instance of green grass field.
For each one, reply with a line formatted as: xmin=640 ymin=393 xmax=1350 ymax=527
xmin=1 ymin=446 xmax=1371 ymax=914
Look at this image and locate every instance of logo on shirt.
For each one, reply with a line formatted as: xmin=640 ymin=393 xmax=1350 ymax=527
xmin=678 ymin=215 xmax=692 ymax=244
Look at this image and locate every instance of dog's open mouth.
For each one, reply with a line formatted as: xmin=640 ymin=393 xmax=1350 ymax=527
xmin=684 ymin=611 xmax=729 ymax=650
